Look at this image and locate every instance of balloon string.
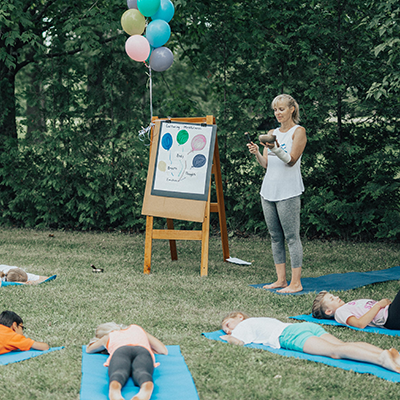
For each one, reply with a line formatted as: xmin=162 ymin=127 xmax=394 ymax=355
xmin=138 ymin=63 xmax=154 ymax=146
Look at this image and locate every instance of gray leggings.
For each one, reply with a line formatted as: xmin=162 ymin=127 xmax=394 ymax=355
xmin=261 ymin=195 xmax=303 ymax=269
xmin=108 ymin=345 xmax=154 ymax=388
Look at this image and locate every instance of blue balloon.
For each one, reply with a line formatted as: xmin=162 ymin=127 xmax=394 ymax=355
xmin=146 ymin=19 xmax=171 ymax=48
xmin=149 ymin=47 xmax=173 ymax=72
xmin=192 ymin=154 xmax=206 ymax=168
xmin=161 ymin=132 xmax=173 ymax=151
xmin=151 ymin=0 xmax=175 ymax=22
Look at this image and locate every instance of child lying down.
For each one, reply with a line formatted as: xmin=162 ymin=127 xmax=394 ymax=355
xmin=0 ymin=265 xmax=48 ymax=284
xmin=220 ymin=311 xmax=400 ymax=374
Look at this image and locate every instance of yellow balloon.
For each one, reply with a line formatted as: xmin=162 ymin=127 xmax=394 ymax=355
xmin=121 ymin=9 xmax=146 ymax=36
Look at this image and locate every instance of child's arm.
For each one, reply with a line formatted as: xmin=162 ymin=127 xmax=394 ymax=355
xmin=146 ymin=332 xmax=168 ymax=355
xmin=31 ymin=341 xmax=50 ymax=351
xmin=86 ymin=335 xmax=109 ymax=353
xmin=346 ymin=299 xmax=392 ymax=329
xmin=220 ymin=335 xmax=244 ymax=346
xmin=26 ymin=276 xmax=49 ymax=285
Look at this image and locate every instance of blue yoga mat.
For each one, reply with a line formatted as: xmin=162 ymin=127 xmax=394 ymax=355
xmin=80 ymin=345 xmax=199 ymax=400
xmin=0 ymin=346 xmax=64 ymax=366
xmin=250 ymin=265 xmax=400 ymax=295
xmin=289 ymin=314 xmax=400 ymax=336
xmin=203 ymin=330 xmax=400 ymax=382
xmin=1 ymin=275 xmax=57 ymax=287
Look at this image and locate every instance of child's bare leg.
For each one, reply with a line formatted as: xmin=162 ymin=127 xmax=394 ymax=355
xmin=263 ymin=263 xmax=288 ymax=289
xmin=132 ymin=381 xmax=154 ymax=400
xmin=303 ymin=336 xmax=400 ymax=373
xmin=109 ymin=381 xmax=124 ymax=400
xmin=277 ymin=267 xmax=303 ymax=293
xmin=389 ymin=348 xmax=400 ymax=367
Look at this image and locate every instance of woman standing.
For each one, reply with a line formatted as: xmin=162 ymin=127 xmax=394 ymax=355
xmin=247 ymin=94 xmax=307 ymax=293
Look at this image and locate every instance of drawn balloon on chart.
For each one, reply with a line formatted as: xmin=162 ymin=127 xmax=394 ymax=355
xmin=192 ymin=154 xmax=206 ymax=168
xmin=158 ymin=160 xmax=167 ymax=171
xmin=177 ymin=129 xmax=189 ymax=145
xmin=161 ymin=132 xmax=173 ymax=151
xmin=189 ymin=134 xmax=206 ymax=153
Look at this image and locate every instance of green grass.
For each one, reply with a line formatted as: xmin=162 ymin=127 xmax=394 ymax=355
xmin=1 ymin=227 xmax=400 ymax=399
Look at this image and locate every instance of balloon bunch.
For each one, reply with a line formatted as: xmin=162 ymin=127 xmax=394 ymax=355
xmin=121 ymin=0 xmax=175 ymax=72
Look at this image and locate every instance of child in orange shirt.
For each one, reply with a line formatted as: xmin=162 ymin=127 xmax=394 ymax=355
xmin=0 ymin=310 xmax=49 ymax=354
xmin=86 ymin=322 xmax=168 ymax=400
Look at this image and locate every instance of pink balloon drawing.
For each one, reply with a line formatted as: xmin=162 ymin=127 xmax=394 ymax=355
xmin=189 ymin=134 xmax=206 ymax=153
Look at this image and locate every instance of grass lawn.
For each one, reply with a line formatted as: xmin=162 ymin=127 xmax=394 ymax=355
xmin=1 ymin=227 xmax=400 ymax=399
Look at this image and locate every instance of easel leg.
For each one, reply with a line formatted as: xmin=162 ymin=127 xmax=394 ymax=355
xmin=166 ymin=218 xmax=178 ymax=260
xmin=200 ymin=190 xmax=211 ymax=277
xmin=144 ymin=216 xmax=154 ymax=274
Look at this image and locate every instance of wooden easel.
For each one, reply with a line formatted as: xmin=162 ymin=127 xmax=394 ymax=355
xmin=142 ymin=115 xmax=229 ymax=276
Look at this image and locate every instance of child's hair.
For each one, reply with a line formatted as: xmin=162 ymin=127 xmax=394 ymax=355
xmin=221 ymin=311 xmax=250 ymax=326
xmin=0 ymin=268 xmax=28 ymax=283
xmin=271 ymin=94 xmax=300 ymax=124
xmin=0 ymin=310 xmax=23 ymax=328
xmin=312 ymin=291 xmax=333 ymax=319
xmin=89 ymin=322 xmax=128 ymax=345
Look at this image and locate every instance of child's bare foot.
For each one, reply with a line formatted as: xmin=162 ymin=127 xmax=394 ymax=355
xmin=109 ymin=381 xmax=124 ymax=400
xmin=263 ymin=281 xmax=288 ymax=290
xmin=132 ymin=381 xmax=154 ymax=400
xmin=379 ymin=350 xmax=400 ymax=373
xmin=277 ymin=284 xmax=303 ymax=294
xmin=389 ymin=348 xmax=400 ymax=367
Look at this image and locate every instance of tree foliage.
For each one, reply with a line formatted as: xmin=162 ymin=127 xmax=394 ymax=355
xmin=0 ymin=0 xmax=399 ymax=240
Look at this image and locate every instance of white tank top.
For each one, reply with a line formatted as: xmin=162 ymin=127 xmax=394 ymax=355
xmin=260 ymin=125 xmax=304 ymax=201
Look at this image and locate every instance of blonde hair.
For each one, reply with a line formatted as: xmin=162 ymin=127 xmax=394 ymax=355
xmin=221 ymin=311 xmax=250 ymax=327
xmin=0 ymin=268 xmax=28 ymax=282
xmin=312 ymin=291 xmax=333 ymax=319
xmin=88 ymin=322 xmax=128 ymax=345
xmin=271 ymin=94 xmax=300 ymax=124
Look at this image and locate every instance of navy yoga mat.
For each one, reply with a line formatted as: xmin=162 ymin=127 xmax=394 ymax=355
xmin=250 ymin=266 xmax=400 ymax=295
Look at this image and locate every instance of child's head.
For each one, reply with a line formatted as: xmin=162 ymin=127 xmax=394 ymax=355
xmin=0 ymin=310 xmax=23 ymax=328
xmin=0 ymin=268 xmax=28 ymax=283
xmin=271 ymin=94 xmax=300 ymax=124
xmin=221 ymin=311 xmax=249 ymax=335
xmin=95 ymin=322 xmax=128 ymax=339
xmin=312 ymin=291 xmax=345 ymax=319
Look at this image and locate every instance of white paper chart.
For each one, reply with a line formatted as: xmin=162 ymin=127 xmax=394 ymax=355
xmin=151 ymin=121 xmax=217 ymax=201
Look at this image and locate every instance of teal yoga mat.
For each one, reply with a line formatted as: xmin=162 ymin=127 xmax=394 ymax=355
xmin=80 ymin=345 xmax=199 ymax=400
xmin=0 ymin=347 xmax=64 ymax=366
xmin=250 ymin=266 xmax=400 ymax=295
xmin=1 ymin=275 xmax=57 ymax=287
xmin=203 ymin=330 xmax=400 ymax=382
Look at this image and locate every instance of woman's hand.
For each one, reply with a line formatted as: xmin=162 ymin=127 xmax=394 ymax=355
xmin=247 ymin=141 xmax=259 ymax=154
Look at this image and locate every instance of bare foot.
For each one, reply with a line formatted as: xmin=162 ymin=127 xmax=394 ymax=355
xmin=109 ymin=381 xmax=124 ymax=400
xmin=276 ymin=284 xmax=303 ymax=294
xmin=132 ymin=382 xmax=154 ymax=400
xmin=263 ymin=281 xmax=288 ymax=290
xmin=389 ymin=348 xmax=400 ymax=368
xmin=379 ymin=350 xmax=400 ymax=373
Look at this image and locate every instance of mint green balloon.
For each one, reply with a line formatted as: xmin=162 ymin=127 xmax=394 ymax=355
xmin=137 ymin=0 xmax=161 ymax=17
xmin=177 ymin=130 xmax=189 ymax=145
xmin=121 ymin=9 xmax=146 ymax=36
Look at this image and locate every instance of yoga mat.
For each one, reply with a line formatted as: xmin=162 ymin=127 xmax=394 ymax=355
xmin=0 ymin=346 xmax=64 ymax=366
xmin=1 ymin=275 xmax=57 ymax=287
xmin=203 ymin=330 xmax=400 ymax=383
xmin=289 ymin=314 xmax=400 ymax=336
xmin=250 ymin=265 xmax=400 ymax=295
xmin=80 ymin=345 xmax=199 ymax=400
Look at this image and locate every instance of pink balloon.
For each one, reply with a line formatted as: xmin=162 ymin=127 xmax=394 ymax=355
xmin=125 ymin=35 xmax=150 ymax=62
xmin=191 ymin=134 xmax=206 ymax=151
